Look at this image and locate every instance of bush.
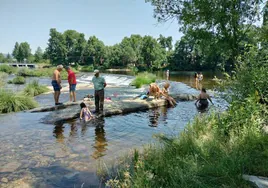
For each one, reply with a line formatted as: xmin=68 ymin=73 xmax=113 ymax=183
xmin=131 ymin=72 xmax=156 ymax=88
xmin=104 ymin=99 xmax=268 ymax=187
xmin=8 ymin=76 xmax=26 ymax=84
xmin=80 ymin=65 xmax=94 ymax=72
xmin=23 ymin=80 xmax=49 ymax=96
xmin=0 ymin=64 xmax=16 ymax=74
xmin=17 ymin=68 xmax=36 ymax=77
xmin=0 ymin=90 xmax=38 ymax=113
xmin=0 ymin=72 xmax=8 ymax=87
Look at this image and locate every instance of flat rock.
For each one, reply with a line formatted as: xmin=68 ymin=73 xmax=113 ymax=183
xmin=1 ymin=177 xmax=8 ymax=183
xmin=243 ymin=175 xmax=268 ymax=188
xmin=0 ymin=161 xmax=21 ymax=172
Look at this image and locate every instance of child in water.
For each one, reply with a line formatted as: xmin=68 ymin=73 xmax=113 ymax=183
xmin=80 ymin=102 xmax=93 ymax=122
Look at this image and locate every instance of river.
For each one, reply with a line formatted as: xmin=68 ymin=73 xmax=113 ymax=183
xmin=0 ymin=71 xmax=226 ymax=187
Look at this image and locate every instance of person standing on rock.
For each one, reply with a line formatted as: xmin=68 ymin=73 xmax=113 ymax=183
xmin=52 ymin=65 xmax=63 ymax=105
xmin=92 ymin=70 xmax=107 ymax=115
xmin=65 ymin=66 xmax=77 ymax=102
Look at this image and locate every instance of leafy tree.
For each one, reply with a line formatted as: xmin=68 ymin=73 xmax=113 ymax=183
xmin=84 ymin=36 xmax=106 ymax=66
xmin=34 ymin=47 xmax=43 ymax=63
xmin=158 ymin=34 xmax=173 ymax=51
xmin=141 ymin=36 xmax=166 ymax=70
xmin=45 ymin=28 xmax=67 ymax=65
xmin=0 ymin=53 xmax=5 ymax=63
xmin=6 ymin=53 xmax=12 ymax=63
xmin=146 ymin=0 xmax=263 ymax=70
xmin=12 ymin=42 xmax=19 ymax=61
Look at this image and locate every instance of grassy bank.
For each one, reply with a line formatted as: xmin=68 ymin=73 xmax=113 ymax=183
xmin=23 ymin=80 xmax=49 ymax=96
xmin=103 ymin=48 xmax=268 ymax=187
xmin=0 ymin=90 xmax=38 ymax=113
xmin=8 ymin=76 xmax=26 ymax=84
xmin=131 ymin=72 xmax=156 ymax=88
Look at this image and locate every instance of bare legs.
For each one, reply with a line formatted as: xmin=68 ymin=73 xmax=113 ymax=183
xmin=54 ymin=91 xmax=61 ymax=104
xmin=69 ymin=91 xmax=76 ymax=102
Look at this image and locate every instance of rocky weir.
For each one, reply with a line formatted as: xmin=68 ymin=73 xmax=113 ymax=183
xmin=30 ymin=93 xmax=197 ymax=124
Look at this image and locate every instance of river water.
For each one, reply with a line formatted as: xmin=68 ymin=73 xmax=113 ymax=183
xmin=0 ymin=71 xmax=226 ymax=187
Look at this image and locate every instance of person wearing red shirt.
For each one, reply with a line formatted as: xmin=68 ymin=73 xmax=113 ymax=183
xmin=65 ymin=66 xmax=77 ymax=102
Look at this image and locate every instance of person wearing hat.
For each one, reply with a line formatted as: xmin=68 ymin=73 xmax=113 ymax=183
xmin=65 ymin=66 xmax=77 ymax=102
xmin=51 ymin=65 xmax=63 ymax=105
xmin=92 ymin=70 xmax=107 ymax=114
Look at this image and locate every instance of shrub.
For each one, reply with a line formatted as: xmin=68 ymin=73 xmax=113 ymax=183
xmin=17 ymin=68 xmax=36 ymax=77
xmin=23 ymin=80 xmax=49 ymax=96
xmin=0 ymin=90 xmax=38 ymax=113
xmin=131 ymin=72 xmax=156 ymax=88
xmin=8 ymin=76 xmax=26 ymax=84
xmin=0 ymin=64 xmax=16 ymax=74
xmin=0 ymin=72 xmax=8 ymax=87
xmin=80 ymin=65 xmax=94 ymax=72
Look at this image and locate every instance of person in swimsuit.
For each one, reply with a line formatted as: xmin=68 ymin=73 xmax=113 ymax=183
xmin=148 ymin=83 xmax=161 ymax=99
xmin=80 ymin=102 xmax=93 ymax=122
xmin=161 ymin=82 xmax=177 ymax=107
xmin=195 ymin=88 xmax=213 ymax=110
xmin=51 ymin=65 xmax=63 ymax=105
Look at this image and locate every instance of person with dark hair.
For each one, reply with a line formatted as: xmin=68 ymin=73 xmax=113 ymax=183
xmin=51 ymin=65 xmax=63 ymax=105
xmin=65 ymin=66 xmax=77 ymax=102
xmin=195 ymin=88 xmax=214 ymax=110
xmin=80 ymin=102 xmax=93 ymax=122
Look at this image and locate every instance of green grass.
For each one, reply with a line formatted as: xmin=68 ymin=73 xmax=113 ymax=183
xmin=0 ymin=90 xmax=38 ymax=113
xmin=80 ymin=65 xmax=94 ymax=72
xmin=8 ymin=76 xmax=26 ymax=84
xmin=23 ymin=80 xmax=49 ymax=96
xmin=0 ymin=64 xmax=16 ymax=74
xmin=131 ymin=72 xmax=156 ymax=88
xmin=103 ymin=97 xmax=268 ymax=187
xmin=0 ymin=72 xmax=8 ymax=87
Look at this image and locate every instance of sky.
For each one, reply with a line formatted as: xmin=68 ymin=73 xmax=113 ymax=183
xmin=0 ymin=0 xmax=183 ymax=54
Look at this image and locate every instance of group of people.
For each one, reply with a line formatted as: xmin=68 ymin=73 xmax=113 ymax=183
xmin=51 ymin=65 xmax=106 ymax=122
xmin=51 ymin=65 xmax=213 ymax=122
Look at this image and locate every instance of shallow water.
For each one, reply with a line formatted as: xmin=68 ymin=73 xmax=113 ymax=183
xmin=0 ymin=73 xmax=226 ymax=187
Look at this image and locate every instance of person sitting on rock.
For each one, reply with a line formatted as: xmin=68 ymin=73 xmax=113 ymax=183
xmin=161 ymin=82 xmax=177 ymax=107
xmin=80 ymin=102 xmax=94 ymax=122
xmin=148 ymin=83 xmax=161 ymax=100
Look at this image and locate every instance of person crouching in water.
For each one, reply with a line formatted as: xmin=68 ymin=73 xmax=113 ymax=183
xmin=80 ymin=102 xmax=93 ymax=122
xmin=162 ymin=82 xmax=177 ymax=107
xmin=195 ymin=88 xmax=214 ymax=110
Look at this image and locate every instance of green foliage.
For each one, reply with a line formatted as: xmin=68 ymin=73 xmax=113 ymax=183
xmin=84 ymin=36 xmax=106 ymax=66
xmin=80 ymin=65 xmax=94 ymax=72
xmin=146 ymin=0 xmax=263 ymax=70
xmin=0 ymin=90 xmax=38 ymax=113
xmin=131 ymin=72 xmax=156 ymax=88
xmin=45 ymin=28 xmax=67 ymax=65
xmin=105 ymin=99 xmax=268 ymax=187
xmin=0 ymin=64 xmax=16 ymax=74
xmin=23 ymin=80 xmax=49 ymax=96
xmin=34 ymin=47 xmax=43 ymax=63
xmin=0 ymin=72 xmax=8 ymax=87
xmin=12 ymin=42 xmax=31 ymax=62
xmin=8 ymin=76 xmax=26 ymax=84
xmin=17 ymin=68 xmax=36 ymax=77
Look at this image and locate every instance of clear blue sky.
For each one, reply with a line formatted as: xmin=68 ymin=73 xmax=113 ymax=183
xmin=0 ymin=0 xmax=183 ymax=54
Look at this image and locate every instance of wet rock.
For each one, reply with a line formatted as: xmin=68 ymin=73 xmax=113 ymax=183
xmin=1 ymin=177 xmax=8 ymax=183
xmin=63 ymin=172 xmax=79 ymax=179
xmin=19 ymin=145 xmax=23 ymax=148
xmin=42 ymin=149 xmax=55 ymax=157
xmin=55 ymin=150 xmax=69 ymax=158
xmin=0 ymin=161 xmax=21 ymax=172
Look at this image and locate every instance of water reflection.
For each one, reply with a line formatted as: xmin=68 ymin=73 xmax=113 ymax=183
xmin=92 ymin=118 xmax=108 ymax=159
xmin=53 ymin=124 xmax=65 ymax=143
xmin=148 ymin=108 xmax=160 ymax=127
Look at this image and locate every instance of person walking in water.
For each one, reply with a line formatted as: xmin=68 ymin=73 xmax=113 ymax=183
xmin=52 ymin=65 xmax=63 ymax=105
xmin=92 ymin=70 xmax=107 ymax=115
xmin=166 ymin=70 xmax=170 ymax=80
xmin=195 ymin=88 xmax=213 ymax=110
xmin=65 ymin=66 xmax=77 ymax=102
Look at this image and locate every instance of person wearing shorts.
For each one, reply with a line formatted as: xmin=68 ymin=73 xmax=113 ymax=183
xmin=52 ymin=65 xmax=63 ymax=105
xmin=65 ymin=66 xmax=77 ymax=102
